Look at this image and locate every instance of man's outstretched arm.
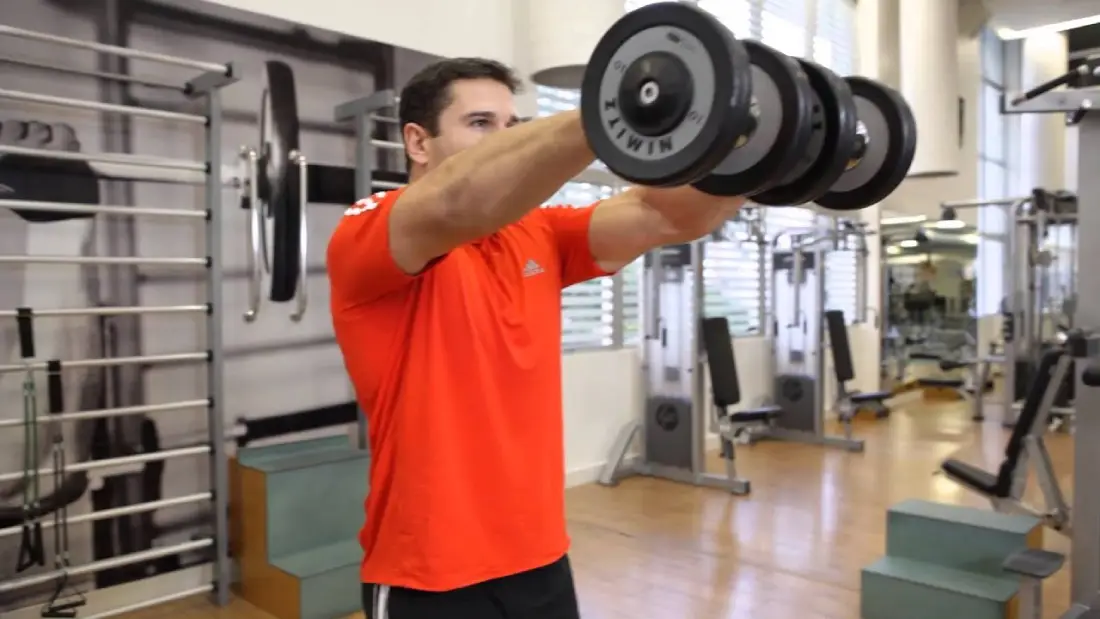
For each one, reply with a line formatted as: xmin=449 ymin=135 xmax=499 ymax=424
xmin=585 ymin=187 xmax=749 ymax=273
xmin=390 ymin=111 xmax=593 ymax=275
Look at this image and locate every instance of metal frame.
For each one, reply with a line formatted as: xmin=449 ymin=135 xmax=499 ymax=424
xmin=938 ymin=194 xmax=1080 ymax=427
xmin=1001 ymin=85 xmax=1100 ymax=615
xmin=0 ymin=25 xmax=237 ymax=613
xmin=755 ymin=226 xmax=866 ymax=452
xmin=598 ymin=241 xmax=758 ymax=493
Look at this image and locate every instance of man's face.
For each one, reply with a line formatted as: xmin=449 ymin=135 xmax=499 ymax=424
xmin=404 ymin=78 xmax=520 ymax=173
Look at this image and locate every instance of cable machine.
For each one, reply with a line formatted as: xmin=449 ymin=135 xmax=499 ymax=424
xmin=747 ymin=219 xmax=875 ymax=452
xmin=938 ymin=189 xmax=1078 ymax=428
xmin=0 ymin=24 xmax=235 ymax=617
xmin=999 ymin=61 xmax=1100 ymax=618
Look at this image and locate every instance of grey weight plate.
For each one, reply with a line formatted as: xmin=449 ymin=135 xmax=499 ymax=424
xmin=815 ymin=77 xmax=917 ymax=211
xmin=580 ymin=2 xmax=753 ymax=187
xmin=692 ymin=40 xmax=813 ymax=197
xmin=752 ymin=60 xmax=858 ymax=206
xmin=24 ymin=121 xmax=52 ymax=148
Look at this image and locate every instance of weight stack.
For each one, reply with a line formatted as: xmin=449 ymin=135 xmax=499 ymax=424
xmin=773 ymin=374 xmax=816 ymax=433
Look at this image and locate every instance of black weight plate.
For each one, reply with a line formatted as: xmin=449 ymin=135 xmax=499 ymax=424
xmin=752 ymin=60 xmax=858 ymax=206
xmin=0 ymin=153 xmax=99 ymax=222
xmin=816 ymin=77 xmax=917 ymax=211
xmin=50 ymin=123 xmax=79 ymax=152
xmin=581 ymin=2 xmax=753 ymax=187
xmin=260 ymin=60 xmax=302 ymax=303
xmin=692 ymin=40 xmax=813 ymax=197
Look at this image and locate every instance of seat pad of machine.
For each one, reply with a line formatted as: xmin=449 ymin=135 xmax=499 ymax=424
xmin=728 ymin=405 xmax=783 ymax=423
xmin=941 ymin=458 xmax=1003 ymax=496
xmin=849 ymin=390 xmax=892 ymax=402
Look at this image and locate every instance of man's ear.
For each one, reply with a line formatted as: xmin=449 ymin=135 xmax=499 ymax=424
xmin=403 ymin=123 xmax=431 ymax=167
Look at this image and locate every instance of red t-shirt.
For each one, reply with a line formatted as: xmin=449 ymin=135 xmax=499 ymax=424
xmin=327 ymin=187 xmax=609 ymax=591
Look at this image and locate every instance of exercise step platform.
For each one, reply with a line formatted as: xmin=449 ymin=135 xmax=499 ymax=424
xmin=230 ymin=435 xmax=369 ymax=619
xmin=861 ymin=556 xmax=1019 ymax=619
xmin=886 ymin=499 xmax=1043 ymax=577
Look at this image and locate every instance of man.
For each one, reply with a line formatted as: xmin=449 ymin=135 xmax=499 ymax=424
xmin=327 ymin=58 xmax=747 ymax=619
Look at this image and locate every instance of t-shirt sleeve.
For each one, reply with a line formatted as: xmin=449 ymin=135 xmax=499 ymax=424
xmin=539 ymin=203 xmax=615 ymax=288
xmin=326 ymin=188 xmax=421 ymax=306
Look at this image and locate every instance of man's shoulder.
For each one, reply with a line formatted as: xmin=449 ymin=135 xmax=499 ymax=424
xmin=342 ymin=187 xmax=406 ymax=217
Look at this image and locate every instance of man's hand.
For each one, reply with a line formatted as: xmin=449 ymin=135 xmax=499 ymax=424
xmin=586 ymin=186 xmax=748 ymax=273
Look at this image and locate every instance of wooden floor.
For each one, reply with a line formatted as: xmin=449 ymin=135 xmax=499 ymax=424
xmin=118 ymin=394 xmax=1076 ymax=619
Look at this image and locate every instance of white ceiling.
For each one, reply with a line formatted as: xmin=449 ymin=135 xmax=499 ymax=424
xmin=983 ymin=0 xmax=1100 ymax=33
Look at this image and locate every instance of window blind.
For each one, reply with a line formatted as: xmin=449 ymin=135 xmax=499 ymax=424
xmin=812 ymin=0 xmax=857 ymax=76
xmin=704 ymin=221 xmax=765 ymax=335
xmin=546 ymin=183 xmax=616 ymax=350
xmin=622 ymin=258 xmax=643 ymax=346
xmin=824 ymin=248 xmax=859 ymax=322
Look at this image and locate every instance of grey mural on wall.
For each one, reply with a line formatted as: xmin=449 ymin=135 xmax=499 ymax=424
xmin=0 ymin=0 xmax=437 ymax=610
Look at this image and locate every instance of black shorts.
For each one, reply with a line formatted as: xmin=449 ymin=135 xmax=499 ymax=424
xmin=362 ymin=554 xmax=580 ymax=619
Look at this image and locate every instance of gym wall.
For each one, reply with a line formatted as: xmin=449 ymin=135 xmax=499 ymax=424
xmin=0 ymin=1 xmax=423 ymax=612
xmin=0 ymin=2 xmax=646 ymax=614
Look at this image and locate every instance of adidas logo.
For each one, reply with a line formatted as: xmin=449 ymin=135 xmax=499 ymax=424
xmin=523 ymin=259 xmax=544 ymax=278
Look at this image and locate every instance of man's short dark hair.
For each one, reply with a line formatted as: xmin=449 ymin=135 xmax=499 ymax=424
xmin=398 ymin=58 xmax=521 ymax=137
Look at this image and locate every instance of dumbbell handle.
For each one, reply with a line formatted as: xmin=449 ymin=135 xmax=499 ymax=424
xmin=241 ymin=148 xmax=263 ymax=323
xmin=289 ymin=152 xmax=309 ymax=323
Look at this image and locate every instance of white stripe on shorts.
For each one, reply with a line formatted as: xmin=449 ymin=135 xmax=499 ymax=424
xmin=373 ymin=584 xmax=391 ymax=619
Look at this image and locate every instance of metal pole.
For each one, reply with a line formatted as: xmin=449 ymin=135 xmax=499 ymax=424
xmin=370 ymin=139 xmax=404 ymax=151
xmin=82 ymin=585 xmax=214 ymax=619
xmin=0 ymin=55 xmax=185 ymax=90
xmin=0 ymin=445 xmax=210 ymax=483
xmin=0 ymin=304 xmax=207 ymax=318
xmin=0 ymin=538 xmax=214 ymax=593
xmin=0 ymin=492 xmax=211 ymax=538
xmin=0 ymin=255 xmax=207 ymax=266
xmin=689 ymin=240 xmax=706 ymax=477
xmin=0 ymin=200 xmax=207 ymax=219
xmin=0 ymin=351 xmax=208 ymax=374
xmin=942 ymin=196 xmax=1031 ymax=208
xmin=0 ymin=144 xmax=206 ymax=171
xmin=0 ymin=25 xmax=230 ymax=74
xmin=0 ymin=398 xmax=210 ymax=428
xmin=205 ymin=88 xmax=231 ymax=607
xmin=0 ymin=88 xmax=206 ymax=123
xmin=1002 ymin=200 xmax=1021 ymax=426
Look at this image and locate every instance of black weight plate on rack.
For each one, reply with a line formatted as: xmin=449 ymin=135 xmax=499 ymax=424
xmin=815 ymin=77 xmax=917 ymax=211
xmin=752 ymin=59 xmax=858 ymax=206
xmin=260 ymin=60 xmax=302 ymax=303
xmin=580 ymin=2 xmax=753 ymax=186
xmin=693 ymin=40 xmax=813 ymax=196
xmin=0 ymin=153 xmax=99 ymax=222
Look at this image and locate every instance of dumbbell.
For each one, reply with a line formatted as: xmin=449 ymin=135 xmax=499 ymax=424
xmin=580 ymin=2 xmax=917 ymax=210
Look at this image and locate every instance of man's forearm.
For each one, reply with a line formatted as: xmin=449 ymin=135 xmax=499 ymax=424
xmin=633 ymin=185 xmax=747 ymax=242
xmin=434 ymin=111 xmax=594 ymax=236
